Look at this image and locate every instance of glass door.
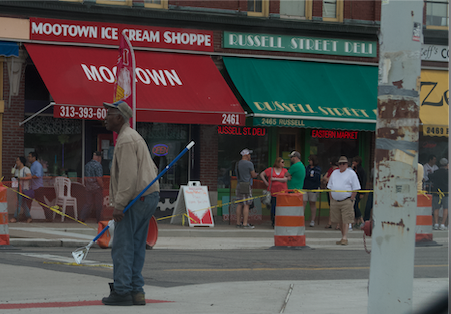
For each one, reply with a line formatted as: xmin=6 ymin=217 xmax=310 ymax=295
xmin=278 ymin=128 xmax=301 ymax=167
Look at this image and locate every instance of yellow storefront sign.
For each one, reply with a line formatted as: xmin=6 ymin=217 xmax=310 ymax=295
xmin=420 ymin=70 xmax=449 ymax=137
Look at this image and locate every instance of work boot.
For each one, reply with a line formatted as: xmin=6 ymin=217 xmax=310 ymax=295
xmin=132 ymin=291 xmax=146 ymax=305
xmin=102 ymin=282 xmax=133 ymax=306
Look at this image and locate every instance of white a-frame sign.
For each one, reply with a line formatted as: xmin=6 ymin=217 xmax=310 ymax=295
xmin=170 ymin=181 xmax=214 ymax=227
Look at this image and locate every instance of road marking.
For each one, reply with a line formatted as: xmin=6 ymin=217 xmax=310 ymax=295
xmin=44 ymin=261 xmax=113 ymax=268
xmin=164 ymin=265 xmax=448 ymax=272
xmin=280 ymin=284 xmax=294 ymax=313
xmin=0 ymin=299 xmax=172 ymax=310
xmin=10 ymin=253 xmax=113 ymax=267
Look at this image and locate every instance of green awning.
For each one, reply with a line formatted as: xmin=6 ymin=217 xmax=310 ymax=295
xmin=223 ymin=57 xmax=378 ymax=131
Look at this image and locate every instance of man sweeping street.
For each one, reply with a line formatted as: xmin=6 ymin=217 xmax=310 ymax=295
xmin=101 ymin=100 xmax=160 ymax=306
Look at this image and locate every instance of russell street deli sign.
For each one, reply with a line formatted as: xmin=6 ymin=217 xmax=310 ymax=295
xmin=223 ymin=31 xmax=377 ymax=57
xmin=30 ymin=17 xmax=214 ymax=52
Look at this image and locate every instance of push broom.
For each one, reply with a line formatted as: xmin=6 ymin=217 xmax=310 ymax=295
xmin=72 ymin=141 xmax=195 ymax=264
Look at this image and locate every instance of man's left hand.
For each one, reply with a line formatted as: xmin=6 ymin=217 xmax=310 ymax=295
xmin=113 ymin=209 xmax=124 ymax=222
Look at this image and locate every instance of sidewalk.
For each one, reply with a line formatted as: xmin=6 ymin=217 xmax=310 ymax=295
xmin=5 ymin=217 xmax=449 ymax=250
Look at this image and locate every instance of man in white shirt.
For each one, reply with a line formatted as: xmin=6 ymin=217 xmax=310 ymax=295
xmin=327 ymin=156 xmax=361 ymax=245
xmin=423 ymin=154 xmax=438 ymax=182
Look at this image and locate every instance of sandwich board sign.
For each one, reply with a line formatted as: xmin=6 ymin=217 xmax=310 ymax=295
xmin=170 ymin=181 xmax=214 ymax=227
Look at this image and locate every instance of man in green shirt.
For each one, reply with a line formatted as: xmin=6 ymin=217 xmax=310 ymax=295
xmin=285 ymin=151 xmax=306 ymax=190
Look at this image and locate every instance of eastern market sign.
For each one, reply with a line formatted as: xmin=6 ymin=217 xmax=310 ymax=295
xmin=30 ymin=17 xmax=214 ymax=52
xmin=223 ymin=31 xmax=377 ymax=57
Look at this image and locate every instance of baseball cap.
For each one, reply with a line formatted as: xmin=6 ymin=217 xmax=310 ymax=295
xmin=338 ymin=156 xmax=349 ymax=163
xmin=289 ymin=151 xmax=301 ymax=159
xmin=440 ymin=158 xmax=448 ymax=166
xmin=103 ymin=100 xmax=133 ymax=120
xmin=240 ymin=148 xmax=253 ymax=156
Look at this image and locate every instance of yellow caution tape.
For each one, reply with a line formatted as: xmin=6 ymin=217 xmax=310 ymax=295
xmin=1 ymin=183 xmax=95 ymax=229
xmin=2 ymin=178 xmax=446 ymax=225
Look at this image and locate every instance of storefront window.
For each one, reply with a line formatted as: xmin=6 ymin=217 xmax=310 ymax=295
xmin=217 ymin=126 xmax=269 ymax=188
xmin=310 ymin=129 xmax=359 ymax=174
xmin=137 ymin=122 xmax=189 ymax=190
xmin=419 ymin=134 xmax=449 ymax=165
xmin=24 ymin=116 xmax=82 ymax=177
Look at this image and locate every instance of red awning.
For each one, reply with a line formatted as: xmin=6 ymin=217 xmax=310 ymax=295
xmin=25 ymin=43 xmax=245 ymax=126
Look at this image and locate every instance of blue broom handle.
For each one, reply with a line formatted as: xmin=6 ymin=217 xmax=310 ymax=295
xmin=93 ymin=141 xmax=195 ymax=242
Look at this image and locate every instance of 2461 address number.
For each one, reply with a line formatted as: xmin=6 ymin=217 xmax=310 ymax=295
xmin=221 ymin=114 xmax=240 ymax=125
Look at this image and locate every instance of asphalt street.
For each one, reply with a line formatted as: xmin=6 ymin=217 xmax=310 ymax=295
xmin=1 ymin=246 xmax=448 ymax=287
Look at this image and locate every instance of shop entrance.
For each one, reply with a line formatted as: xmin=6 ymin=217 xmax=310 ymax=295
xmin=278 ymin=128 xmax=302 ymax=167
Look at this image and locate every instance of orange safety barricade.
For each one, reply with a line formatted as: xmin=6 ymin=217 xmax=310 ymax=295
xmin=416 ymin=194 xmax=433 ymax=242
xmin=97 ymin=216 xmax=159 ymax=248
xmin=0 ymin=186 xmax=10 ymax=246
xmin=274 ymin=191 xmax=305 ymax=247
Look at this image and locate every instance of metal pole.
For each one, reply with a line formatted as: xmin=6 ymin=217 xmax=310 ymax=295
xmin=81 ymin=119 xmax=85 ymax=182
xmin=368 ymin=1 xmax=423 ymax=313
xmin=122 ymin=30 xmax=136 ymax=130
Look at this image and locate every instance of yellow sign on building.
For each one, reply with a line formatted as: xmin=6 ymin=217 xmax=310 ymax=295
xmin=420 ymin=70 xmax=449 ymax=137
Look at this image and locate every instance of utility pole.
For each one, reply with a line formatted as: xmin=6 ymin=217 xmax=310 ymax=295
xmin=368 ymin=1 xmax=423 ymax=313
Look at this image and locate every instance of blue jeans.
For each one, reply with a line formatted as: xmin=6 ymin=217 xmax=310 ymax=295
xmin=112 ymin=191 xmax=159 ymax=295
xmin=363 ymin=192 xmax=373 ymax=221
xmin=353 ymin=193 xmax=362 ymax=219
xmin=270 ymin=196 xmax=277 ymax=226
xmin=15 ymin=190 xmax=31 ymax=219
xmin=80 ymin=188 xmax=103 ymax=222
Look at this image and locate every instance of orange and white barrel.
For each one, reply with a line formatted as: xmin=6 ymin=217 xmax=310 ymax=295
xmin=416 ymin=194 xmax=433 ymax=242
xmin=274 ymin=192 xmax=305 ymax=247
xmin=0 ymin=186 xmax=10 ymax=246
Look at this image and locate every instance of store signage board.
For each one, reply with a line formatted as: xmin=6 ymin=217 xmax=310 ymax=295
xmin=217 ymin=126 xmax=267 ymax=136
xmin=252 ymin=117 xmax=376 ymax=131
xmin=170 ymin=181 xmax=214 ymax=227
xmin=312 ymin=129 xmax=358 ymax=139
xmin=30 ymin=17 xmax=214 ymax=52
xmin=223 ymin=31 xmax=377 ymax=58
xmin=421 ymin=44 xmax=449 ymax=62
xmin=26 ymin=44 xmax=244 ymax=125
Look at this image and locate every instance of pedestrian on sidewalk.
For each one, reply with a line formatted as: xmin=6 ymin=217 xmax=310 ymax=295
xmin=303 ymin=155 xmax=321 ymax=227
xmin=363 ymin=167 xmax=374 ymax=223
xmin=25 ymin=152 xmax=50 ymax=221
xmin=423 ymin=154 xmax=438 ymax=192
xmin=285 ymin=151 xmax=305 ymax=190
xmin=235 ymin=148 xmax=258 ymax=229
xmin=80 ymin=151 xmax=104 ymax=223
xmin=429 ymin=158 xmax=448 ymax=230
xmin=351 ymin=156 xmax=366 ymax=230
xmin=327 ymin=156 xmax=361 ymax=246
xmin=101 ymin=100 xmax=160 ymax=306
xmin=10 ymin=156 xmax=32 ymax=223
xmin=322 ymin=156 xmax=339 ymax=229
xmin=260 ymin=157 xmax=288 ymax=227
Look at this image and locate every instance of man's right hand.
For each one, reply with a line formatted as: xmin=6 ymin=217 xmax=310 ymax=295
xmin=112 ymin=209 xmax=124 ymax=222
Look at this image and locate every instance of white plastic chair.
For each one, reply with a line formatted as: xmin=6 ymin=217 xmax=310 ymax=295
xmin=53 ymin=177 xmax=78 ymax=222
